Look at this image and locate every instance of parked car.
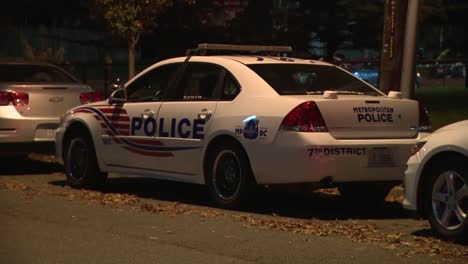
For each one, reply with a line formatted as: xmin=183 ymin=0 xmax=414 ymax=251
xmin=0 ymin=61 xmax=101 ymax=155
xmin=404 ymin=120 xmax=468 ymax=241
xmin=55 ymin=44 xmax=431 ymax=208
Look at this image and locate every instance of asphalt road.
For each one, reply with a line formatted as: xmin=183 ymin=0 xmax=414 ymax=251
xmin=0 ymin=155 xmax=467 ymax=264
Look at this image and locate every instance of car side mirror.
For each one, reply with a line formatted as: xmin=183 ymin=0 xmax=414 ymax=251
xmin=111 ymin=77 xmax=124 ymax=91
xmin=108 ymin=88 xmax=127 ymax=104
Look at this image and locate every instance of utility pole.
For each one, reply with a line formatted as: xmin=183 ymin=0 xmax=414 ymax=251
xmin=379 ymin=0 xmax=408 ymax=95
xmin=400 ymin=0 xmax=420 ymax=99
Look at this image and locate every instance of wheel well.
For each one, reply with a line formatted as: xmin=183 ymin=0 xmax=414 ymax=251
xmin=203 ymin=135 xmax=256 ymax=184
xmin=62 ymin=121 xmax=94 ymax=161
xmin=417 ymin=151 xmax=468 ymax=217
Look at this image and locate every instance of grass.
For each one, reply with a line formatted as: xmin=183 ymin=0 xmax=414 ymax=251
xmin=415 ymin=86 xmax=468 ymax=130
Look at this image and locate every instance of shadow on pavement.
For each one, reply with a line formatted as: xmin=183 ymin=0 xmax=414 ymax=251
xmin=412 ymin=229 xmax=468 ymax=246
xmin=0 ymin=155 xmax=62 ymax=176
xmin=49 ymin=176 xmax=412 ymax=221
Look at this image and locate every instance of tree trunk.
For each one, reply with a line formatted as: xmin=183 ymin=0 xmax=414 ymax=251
xmin=379 ymin=0 xmax=408 ymax=94
xmin=128 ymin=40 xmax=136 ymax=79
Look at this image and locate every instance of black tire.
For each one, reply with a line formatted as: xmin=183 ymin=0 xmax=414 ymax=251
xmin=64 ymin=133 xmax=106 ymax=189
xmin=338 ymin=182 xmax=396 ymax=205
xmin=205 ymin=141 xmax=255 ymax=209
xmin=423 ymin=156 xmax=468 ymax=242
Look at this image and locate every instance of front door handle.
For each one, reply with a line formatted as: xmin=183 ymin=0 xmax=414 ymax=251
xmin=198 ymin=109 xmax=213 ymax=120
xmin=141 ymin=109 xmax=155 ymax=119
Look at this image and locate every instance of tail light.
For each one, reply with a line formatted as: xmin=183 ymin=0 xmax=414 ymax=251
xmin=80 ymin=91 xmax=102 ymax=104
xmin=0 ymin=91 xmax=29 ymax=106
xmin=281 ymin=101 xmax=328 ymax=132
xmin=418 ymin=102 xmax=432 ymax=133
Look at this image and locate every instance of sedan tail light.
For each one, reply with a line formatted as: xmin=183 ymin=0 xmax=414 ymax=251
xmin=80 ymin=92 xmax=103 ymax=104
xmin=418 ymin=102 xmax=432 ymax=133
xmin=0 ymin=91 xmax=29 ymax=106
xmin=280 ymin=101 xmax=328 ymax=132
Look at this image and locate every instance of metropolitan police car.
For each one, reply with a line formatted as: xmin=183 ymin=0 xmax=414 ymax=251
xmin=56 ymin=44 xmax=431 ymax=208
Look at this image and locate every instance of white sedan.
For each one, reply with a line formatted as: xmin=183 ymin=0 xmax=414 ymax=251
xmin=404 ymin=120 xmax=468 ymax=241
xmin=55 ymin=44 xmax=431 ymax=208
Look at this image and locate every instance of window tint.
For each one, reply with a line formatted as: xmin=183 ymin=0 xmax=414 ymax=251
xmin=0 ymin=64 xmax=76 ymax=83
xmin=247 ymin=64 xmax=383 ymax=96
xmin=126 ymin=63 xmax=180 ymax=102
xmin=174 ymin=63 xmax=222 ymax=101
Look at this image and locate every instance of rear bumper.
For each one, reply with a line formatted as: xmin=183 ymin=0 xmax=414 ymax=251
xmin=248 ymin=132 xmax=427 ymax=185
xmin=0 ymin=106 xmax=60 ymax=144
xmin=55 ymin=126 xmax=65 ymax=165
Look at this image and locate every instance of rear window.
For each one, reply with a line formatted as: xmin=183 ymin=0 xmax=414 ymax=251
xmin=0 ymin=64 xmax=77 ymax=83
xmin=247 ymin=64 xmax=383 ymax=96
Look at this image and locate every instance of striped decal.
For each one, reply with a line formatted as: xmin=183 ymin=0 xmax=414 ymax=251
xmin=73 ymin=106 xmax=200 ymax=157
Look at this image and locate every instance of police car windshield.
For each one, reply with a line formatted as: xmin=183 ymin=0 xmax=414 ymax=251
xmin=247 ymin=64 xmax=383 ymax=96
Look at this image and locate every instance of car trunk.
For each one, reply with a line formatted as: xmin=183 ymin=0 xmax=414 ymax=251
xmin=5 ymin=83 xmax=92 ymax=118
xmin=315 ymin=97 xmax=419 ymax=139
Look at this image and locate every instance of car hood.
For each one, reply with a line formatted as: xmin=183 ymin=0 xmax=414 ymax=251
xmin=433 ymin=119 xmax=468 ymax=134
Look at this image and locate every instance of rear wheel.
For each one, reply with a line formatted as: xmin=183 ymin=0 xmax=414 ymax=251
xmin=423 ymin=157 xmax=468 ymax=242
xmin=205 ymin=141 xmax=255 ymax=209
xmin=338 ymin=182 xmax=396 ymax=205
xmin=64 ymin=134 xmax=106 ymax=188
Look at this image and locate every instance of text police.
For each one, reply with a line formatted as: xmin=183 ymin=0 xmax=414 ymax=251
xmin=131 ymin=117 xmax=205 ymax=139
xmin=353 ymin=106 xmax=395 ymax=123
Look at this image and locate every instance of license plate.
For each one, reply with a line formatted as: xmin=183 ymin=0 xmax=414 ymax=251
xmin=34 ymin=128 xmax=57 ymax=140
xmin=47 ymin=129 xmax=56 ymax=137
xmin=368 ymin=147 xmax=395 ymax=167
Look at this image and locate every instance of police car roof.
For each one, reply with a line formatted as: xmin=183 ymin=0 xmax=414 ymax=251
xmin=166 ymin=55 xmax=333 ymax=66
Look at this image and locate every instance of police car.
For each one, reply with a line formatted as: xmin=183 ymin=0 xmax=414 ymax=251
xmin=56 ymin=44 xmax=431 ymax=208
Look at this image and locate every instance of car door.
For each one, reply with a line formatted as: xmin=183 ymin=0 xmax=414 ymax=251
xmin=153 ymin=62 xmax=224 ymax=177
xmin=101 ymin=63 xmax=181 ymax=171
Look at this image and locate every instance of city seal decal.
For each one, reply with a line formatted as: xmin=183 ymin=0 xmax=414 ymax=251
xmin=242 ymin=116 xmax=259 ymax=139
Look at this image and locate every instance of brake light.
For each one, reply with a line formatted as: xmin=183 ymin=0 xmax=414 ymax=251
xmin=418 ymin=102 xmax=432 ymax=133
xmin=0 ymin=91 xmax=29 ymax=106
xmin=281 ymin=101 xmax=328 ymax=132
xmin=80 ymin=92 xmax=102 ymax=104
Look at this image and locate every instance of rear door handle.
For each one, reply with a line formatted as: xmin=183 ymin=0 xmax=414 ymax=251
xmin=198 ymin=109 xmax=213 ymax=120
xmin=141 ymin=109 xmax=155 ymax=119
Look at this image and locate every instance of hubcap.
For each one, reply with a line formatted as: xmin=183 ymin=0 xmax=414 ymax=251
xmin=212 ymin=150 xmax=241 ymax=200
xmin=432 ymin=171 xmax=468 ymax=230
xmin=68 ymin=139 xmax=89 ymax=180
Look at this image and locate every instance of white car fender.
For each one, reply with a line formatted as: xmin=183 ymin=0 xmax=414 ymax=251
xmin=412 ymin=128 xmax=468 ymax=199
xmin=62 ymin=105 xmax=110 ymax=172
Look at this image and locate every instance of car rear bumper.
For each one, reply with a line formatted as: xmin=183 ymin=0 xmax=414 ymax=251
xmin=248 ymin=132 xmax=428 ymax=185
xmin=55 ymin=126 xmax=65 ymax=165
xmin=0 ymin=107 xmax=60 ymax=144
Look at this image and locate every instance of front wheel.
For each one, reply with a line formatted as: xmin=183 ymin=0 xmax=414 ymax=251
xmin=423 ymin=157 xmax=468 ymax=242
xmin=64 ymin=134 xmax=106 ymax=189
xmin=205 ymin=141 xmax=255 ymax=209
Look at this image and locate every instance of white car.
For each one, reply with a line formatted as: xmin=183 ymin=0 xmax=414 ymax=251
xmin=0 ymin=61 xmax=101 ymax=155
xmin=404 ymin=120 xmax=468 ymax=241
xmin=55 ymin=44 xmax=431 ymax=208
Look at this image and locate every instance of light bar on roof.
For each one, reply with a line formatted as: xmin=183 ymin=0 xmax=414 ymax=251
xmin=197 ymin=43 xmax=292 ymax=53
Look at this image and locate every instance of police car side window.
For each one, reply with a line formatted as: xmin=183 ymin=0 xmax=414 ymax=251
xmin=126 ymin=63 xmax=180 ymax=102
xmin=176 ymin=63 xmax=222 ymax=101
xmin=221 ymin=72 xmax=240 ymax=100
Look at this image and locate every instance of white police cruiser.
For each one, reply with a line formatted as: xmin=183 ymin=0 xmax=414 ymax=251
xmin=56 ymin=44 xmax=431 ymax=208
